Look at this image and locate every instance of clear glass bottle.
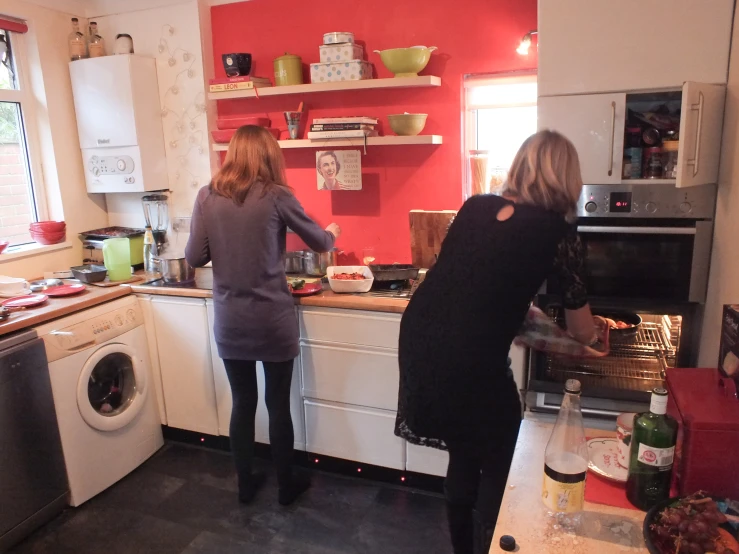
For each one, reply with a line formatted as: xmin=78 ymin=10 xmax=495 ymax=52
xmin=542 ymin=379 xmax=588 ymax=529
xmin=68 ymin=17 xmax=87 ymax=61
xmin=88 ymin=22 xmax=105 ymax=58
xmin=626 ymin=388 xmax=679 ymax=510
xmin=143 ymin=226 xmax=156 ymax=273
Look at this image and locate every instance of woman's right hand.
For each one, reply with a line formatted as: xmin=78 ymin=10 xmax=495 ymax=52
xmin=326 ymin=223 xmax=341 ymax=239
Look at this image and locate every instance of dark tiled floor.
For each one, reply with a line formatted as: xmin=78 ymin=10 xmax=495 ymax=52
xmin=11 ymin=443 xmax=450 ymax=554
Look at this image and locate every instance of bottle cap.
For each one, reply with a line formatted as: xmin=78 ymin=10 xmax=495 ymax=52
xmin=564 ymin=379 xmax=581 ymax=394
xmin=499 ymin=535 xmax=517 ymax=551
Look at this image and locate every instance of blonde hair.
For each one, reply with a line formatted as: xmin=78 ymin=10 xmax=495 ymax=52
xmin=211 ymin=125 xmax=288 ymax=205
xmin=499 ymin=130 xmax=583 ymax=217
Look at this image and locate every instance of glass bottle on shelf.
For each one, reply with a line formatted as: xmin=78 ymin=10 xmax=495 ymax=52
xmin=542 ymin=379 xmax=588 ymax=530
xmin=88 ymin=22 xmax=106 ymax=58
xmin=469 ymin=150 xmax=489 ymax=196
xmin=68 ymin=17 xmax=87 ymax=61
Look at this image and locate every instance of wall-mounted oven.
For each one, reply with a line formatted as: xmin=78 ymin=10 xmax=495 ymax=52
xmin=526 ymin=183 xmax=717 ymax=419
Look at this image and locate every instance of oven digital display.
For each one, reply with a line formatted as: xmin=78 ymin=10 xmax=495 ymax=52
xmin=609 ymin=192 xmax=633 ymax=213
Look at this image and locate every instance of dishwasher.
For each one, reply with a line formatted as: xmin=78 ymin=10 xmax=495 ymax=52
xmin=0 ymin=329 xmax=68 ymax=551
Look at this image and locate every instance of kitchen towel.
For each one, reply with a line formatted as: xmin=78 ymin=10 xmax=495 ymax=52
xmin=514 ymin=306 xmax=610 ymax=358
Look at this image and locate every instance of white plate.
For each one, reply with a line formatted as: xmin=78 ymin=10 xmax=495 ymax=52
xmin=587 ymin=437 xmax=628 ymax=483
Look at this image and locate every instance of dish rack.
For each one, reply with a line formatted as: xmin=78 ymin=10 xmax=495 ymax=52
xmin=543 ymin=308 xmax=680 ymax=393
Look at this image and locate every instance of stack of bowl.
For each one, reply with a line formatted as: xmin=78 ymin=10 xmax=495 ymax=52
xmin=29 ymin=221 xmax=66 ymax=245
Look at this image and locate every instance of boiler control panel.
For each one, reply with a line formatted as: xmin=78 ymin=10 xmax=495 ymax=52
xmin=578 ymin=184 xmax=716 ymax=219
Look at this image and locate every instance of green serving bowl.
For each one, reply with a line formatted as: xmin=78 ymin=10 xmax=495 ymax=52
xmin=388 ymin=113 xmax=428 ymax=136
xmin=373 ymin=46 xmax=437 ymax=78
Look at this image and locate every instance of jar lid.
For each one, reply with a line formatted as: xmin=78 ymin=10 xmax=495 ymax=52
xmin=662 ymin=140 xmax=679 ymax=152
xmin=616 ymin=412 xmax=637 ymax=431
xmin=275 ymin=52 xmax=301 ymax=61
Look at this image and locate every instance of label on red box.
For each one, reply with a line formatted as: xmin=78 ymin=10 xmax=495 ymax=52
xmin=719 ymin=304 xmax=739 ymax=381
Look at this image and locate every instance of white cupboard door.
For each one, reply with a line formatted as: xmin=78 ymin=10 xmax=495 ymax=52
xmin=135 ymin=295 xmax=167 ymax=425
xmin=151 ymin=297 xmax=219 ymax=435
xmin=406 ymin=443 xmax=449 ymax=477
xmin=538 ymin=94 xmax=626 ymax=185
xmin=677 ymin=82 xmax=726 ymax=188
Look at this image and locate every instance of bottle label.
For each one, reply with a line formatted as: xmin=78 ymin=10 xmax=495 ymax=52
xmin=650 ymin=393 xmax=668 ymax=415
xmin=636 ymin=443 xmax=674 ymax=469
xmin=70 ymin=42 xmax=86 ymax=57
xmin=89 ymin=43 xmax=105 ymax=57
xmin=542 ymin=465 xmax=585 ymax=513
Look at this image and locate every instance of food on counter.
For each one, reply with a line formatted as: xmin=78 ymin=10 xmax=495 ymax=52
xmin=607 ymin=319 xmax=636 ymax=330
xmin=287 ymin=279 xmax=305 ymax=292
xmin=647 ymin=492 xmax=738 ymax=554
xmin=331 ymin=272 xmax=367 ymax=281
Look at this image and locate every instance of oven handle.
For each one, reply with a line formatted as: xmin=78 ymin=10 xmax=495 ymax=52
xmin=534 ymin=394 xmax=622 ymax=418
xmin=577 ymin=225 xmax=696 ymax=236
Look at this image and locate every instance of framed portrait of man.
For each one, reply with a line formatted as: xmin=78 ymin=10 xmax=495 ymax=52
xmin=316 ymin=150 xmax=362 ymax=191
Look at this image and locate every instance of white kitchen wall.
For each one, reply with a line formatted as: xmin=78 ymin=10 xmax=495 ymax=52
xmin=94 ymin=0 xmax=215 ymax=225
xmin=699 ymin=19 xmax=739 ymax=367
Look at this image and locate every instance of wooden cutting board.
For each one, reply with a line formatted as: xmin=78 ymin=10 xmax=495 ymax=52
xmin=409 ymin=210 xmax=457 ymax=269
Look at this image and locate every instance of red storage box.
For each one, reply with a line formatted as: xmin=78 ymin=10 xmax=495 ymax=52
xmin=666 ymin=367 xmax=739 ymax=498
xmin=216 ymin=116 xmax=271 ymax=130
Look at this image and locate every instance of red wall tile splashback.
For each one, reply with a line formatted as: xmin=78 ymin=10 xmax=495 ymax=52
xmin=211 ymin=0 xmax=537 ymax=263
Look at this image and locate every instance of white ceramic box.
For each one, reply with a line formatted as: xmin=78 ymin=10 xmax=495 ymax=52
xmin=319 ymin=43 xmax=364 ymax=63
xmin=310 ymin=61 xmax=373 ymax=83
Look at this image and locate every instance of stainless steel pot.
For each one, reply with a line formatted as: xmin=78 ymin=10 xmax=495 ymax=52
xmin=285 ymin=251 xmax=305 ymax=274
xmin=302 ymin=249 xmax=339 ymax=276
xmin=156 ymin=256 xmax=196 ymax=283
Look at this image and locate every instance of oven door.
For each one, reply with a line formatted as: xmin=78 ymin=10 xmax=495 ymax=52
xmin=572 ymin=219 xmax=713 ymax=303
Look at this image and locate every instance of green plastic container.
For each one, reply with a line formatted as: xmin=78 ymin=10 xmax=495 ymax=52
xmin=103 ymin=237 xmax=131 ymax=281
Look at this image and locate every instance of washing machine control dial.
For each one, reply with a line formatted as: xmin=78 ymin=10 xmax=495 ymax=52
xmin=126 ymin=309 xmax=136 ymax=323
xmin=114 ymin=314 xmax=124 ymax=327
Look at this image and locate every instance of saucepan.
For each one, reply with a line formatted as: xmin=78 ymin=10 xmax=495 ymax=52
xmin=303 ymin=249 xmax=340 ymax=277
xmin=596 ymin=310 xmax=642 ymax=339
xmin=156 ymin=256 xmax=196 ymax=284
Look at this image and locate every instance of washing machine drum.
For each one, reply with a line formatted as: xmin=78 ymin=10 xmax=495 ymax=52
xmin=77 ymin=343 xmax=148 ymax=432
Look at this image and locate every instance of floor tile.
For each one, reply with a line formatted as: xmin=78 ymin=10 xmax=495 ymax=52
xmin=181 ymin=530 xmax=270 ymax=554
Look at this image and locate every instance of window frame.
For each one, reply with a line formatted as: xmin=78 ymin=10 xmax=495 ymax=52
xmin=0 ymin=30 xmax=49 ymax=239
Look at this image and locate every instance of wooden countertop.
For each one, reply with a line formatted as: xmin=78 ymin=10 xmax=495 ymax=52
xmin=0 ymin=285 xmax=132 ymax=336
xmin=492 ymin=418 xmax=647 ymax=553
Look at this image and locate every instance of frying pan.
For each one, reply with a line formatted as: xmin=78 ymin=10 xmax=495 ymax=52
xmin=369 ymin=264 xmax=419 ymax=282
xmin=596 ymin=310 xmax=642 ymax=339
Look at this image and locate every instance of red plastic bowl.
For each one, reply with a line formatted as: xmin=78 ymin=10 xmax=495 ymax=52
xmin=0 ymin=241 xmax=9 ymax=254
xmin=30 ymin=221 xmax=66 ymax=232
xmin=30 ymin=230 xmax=66 ymax=245
xmin=216 ymin=116 xmax=271 ymax=130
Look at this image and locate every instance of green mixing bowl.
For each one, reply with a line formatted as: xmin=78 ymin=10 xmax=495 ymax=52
xmin=388 ymin=113 xmax=428 ymax=136
xmin=373 ymin=46 xmax=437 ymax=78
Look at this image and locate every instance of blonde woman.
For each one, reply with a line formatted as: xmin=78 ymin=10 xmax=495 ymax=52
xmin=395 ymin=130 xmax=596 ymax=554
xmin=186 ymin=125 xmax=340 ymax=506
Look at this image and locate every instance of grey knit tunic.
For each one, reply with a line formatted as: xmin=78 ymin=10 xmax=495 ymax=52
xmin=185 ymin=183 xmax=335 ymax=361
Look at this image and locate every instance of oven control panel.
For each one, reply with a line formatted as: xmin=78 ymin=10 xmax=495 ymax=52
xmin=578 ymin=184 xmax=716 ymax=219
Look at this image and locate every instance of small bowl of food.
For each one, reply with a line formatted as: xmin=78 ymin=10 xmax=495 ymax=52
xmin=327 ymin=266 xmax=374 ymax=294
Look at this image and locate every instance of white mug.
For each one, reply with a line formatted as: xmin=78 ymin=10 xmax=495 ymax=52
xmin=0 ymin=276 xmax=30 ymax=296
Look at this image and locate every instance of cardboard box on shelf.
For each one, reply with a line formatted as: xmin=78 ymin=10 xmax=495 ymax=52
xmin=718 ymin=304 xmax=739 ymax=381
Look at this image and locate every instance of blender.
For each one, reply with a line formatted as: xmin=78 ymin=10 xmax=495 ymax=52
xmin=141 ymin=194 xmax=169 ymax=252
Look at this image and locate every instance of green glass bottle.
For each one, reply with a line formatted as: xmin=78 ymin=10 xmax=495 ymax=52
xmin=626 ymin=388 xmax=679 ymax=510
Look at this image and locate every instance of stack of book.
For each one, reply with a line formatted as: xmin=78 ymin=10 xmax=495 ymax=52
xmin=208 ymin=76 xmax=272 ymax=92
xmin=307 ymin=117 xmax=379 ymax=140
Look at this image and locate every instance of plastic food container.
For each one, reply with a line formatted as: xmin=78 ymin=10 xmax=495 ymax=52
xmin=216 ymin=116 xmax=271 ymax=130
xmin=323 ymin=32 xmax=354 ymax=45
xmin=327 ymin=266 xmax=374 ymax=293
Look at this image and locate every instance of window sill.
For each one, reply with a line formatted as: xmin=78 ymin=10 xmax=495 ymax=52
xmin=0 ymin=242 xmax=73 ymax=263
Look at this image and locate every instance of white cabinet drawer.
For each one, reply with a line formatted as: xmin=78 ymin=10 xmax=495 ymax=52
xmin=304 ymin=400 xmax=405 ymax=470
xmin=406 ymin=443 xmax=449 ymax=477
xmin=301 ymin=342 xmax=399 ymax=411
xmin=299 ymin=307 xmax=401 ymax=349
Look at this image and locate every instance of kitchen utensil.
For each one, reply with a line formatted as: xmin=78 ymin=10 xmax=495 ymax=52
xmin=323 ymin=32 xmax=355 ymax=45
xmin=373 ymin=46 xmax=437 ymax=77
xmin=222 ymin=53 xmax=252 ymax=77
xmin=586 ymin=437 xmax=628 ymax=483
xmin=409 ymin=210 xmax=457 ymax=269
xmin=369 ymin=264 xmax=419 ymax=282
xmin=141 ymin=195 xmax=169 ymax=250
xmin=285 ymin=251 xmax=305 ymax=274
xmin=273 ymin=53 xmax=303 ymax=86
xmin=291 ymin=282 xmax=323 ymax=297
xmin=388 ymin=113 xmax=427 ymax=136
xmin=30 ymin=221 xmax=66 ymax=232
xmin=216 ymin=116 xmax=270 ymax=130
xmin=597 ymin=310 xmax=642 ymax=338
xmin=0 ymin=241 xmax=8 ymax=254
xmin=284 ymin=111 xmax=303 ymax=139
xmin=103 ymin=238 xmax=132 ymax=282
xmin=1 ymin=294 xmax=48 ymax=309
xmin=44 ymin=284 xmax=86 ymax=297
xmin=30 ymin=225 xmax=66 ymax=245
xmin=156 ymin=256 xmax=196 ymax=284
xmin=326 ymin=266 xmax=374 ymax=293
xmin=0 ymin=276 xmax=30 ymax=297
xmin=29 ymin=279 xmax=64 ymax=293
xmin=70 ymin=264 xmax=108 ymax=283
xmin=616 ymin=412 xmax=636 ymax=469
xmin=303 ymin=249 xmax=339 ymax=276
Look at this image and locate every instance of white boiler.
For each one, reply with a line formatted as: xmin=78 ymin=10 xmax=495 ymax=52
xmin=69 ymin=55 xmax=167 ymax=193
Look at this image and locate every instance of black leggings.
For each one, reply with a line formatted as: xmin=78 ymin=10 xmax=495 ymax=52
xmin=222 ymin=359 xmax=295 ymax=491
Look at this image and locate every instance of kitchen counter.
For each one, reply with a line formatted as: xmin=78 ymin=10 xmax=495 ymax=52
xmin=492 ymin=418 xmax=646 ymax=553
xmin=0 ymin=285 xmax=132 ymax=336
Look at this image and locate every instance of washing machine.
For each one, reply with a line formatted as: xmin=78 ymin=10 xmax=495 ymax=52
xmin=34 ymin=296 xmax=164 ymax=506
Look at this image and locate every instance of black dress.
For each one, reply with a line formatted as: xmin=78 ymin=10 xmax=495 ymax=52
xmin=395 ymin=194 xmax=587 ymax=449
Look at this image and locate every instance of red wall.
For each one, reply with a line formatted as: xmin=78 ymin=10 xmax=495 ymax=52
xmin=211 ymin=0 xmax=537 ymax=263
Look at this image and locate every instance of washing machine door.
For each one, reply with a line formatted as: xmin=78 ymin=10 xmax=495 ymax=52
xmin=76 ymin=343 xmax=147 ymax=432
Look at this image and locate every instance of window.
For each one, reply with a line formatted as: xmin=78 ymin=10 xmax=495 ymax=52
xmin=464 ymin=74 xmax=537 ymax=197
xmin=1 ymin=19 xmax=46 ymax=247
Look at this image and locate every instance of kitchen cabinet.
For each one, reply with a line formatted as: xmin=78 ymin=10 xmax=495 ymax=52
xmin=538 ymin=0 xmax=733 ymax=96
xmin=135 ymin=295 xmax=167 ymax=425
xmin=206 ymin=300 xmax=305 ymax=450
xmin=539 ymin=82 xmax=726 ymax=188
xmin=406 ymin=444 xmax=448 ymax=477
xmin=150 ymin=297 xmax=218 ymax=435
